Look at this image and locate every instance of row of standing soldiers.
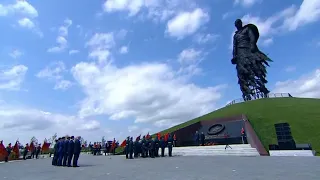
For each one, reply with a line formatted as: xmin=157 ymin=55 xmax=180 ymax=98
xmin=125 ymin=135 xmax=174 ymax=159
xmin=51 ymin=136 xmax=82 ymax=167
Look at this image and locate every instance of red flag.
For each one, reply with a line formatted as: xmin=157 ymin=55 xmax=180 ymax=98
xmin=41 ymin=139 xmax=50 ymax=153
xmin=164 ymin=133 xmax=169 ymax=142
xmin=136 ymin=135 xmax=141 ymax=141
xmin=13 ymin=141 xmax=20 ymax=158
xmin=111 ymin=139 xmax=116 ymax=149
xmin=157 ymin=133 xmax=161 ymax=140
xmin=120 ymin=140 xmax=126 ymax=147
xmin=29 ymin=142 xmax=35 ymax=152
xmin=0 ymin=140 xmax=8 ymax=158
xmin=146 ymin=132 xmax=150 ymax=139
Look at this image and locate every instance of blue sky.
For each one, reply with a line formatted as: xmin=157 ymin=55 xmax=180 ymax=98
xmin=0 ymin=0 xmax=319 ymax=144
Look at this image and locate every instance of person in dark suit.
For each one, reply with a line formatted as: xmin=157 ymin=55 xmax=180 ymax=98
xmin=160 ymin=137 xmax=165 ymax=157
xmin=167 ymin=135 xmax=173 ymax=157
xmin=128 ymin=137 xmax=134 ymax=159
xmin=52 ymin=139 xmax=59 ymax=165
xmin=63 ymin=136 xmax=69 ymax=166
xmin=149 ymin=138 xmax=155 ymax=158
xmin=5 ymin=143 xmax=12 ymax=162
xmin=23 ymin=143 xmax=29 ymax=160
xmin=73 ymin=136 xmax=81 ymax=167
xmin=36 ymin=144 xmax=41 ymax=159
xmin=200 ymin=132 xmax=205 ymax=146
xmin=57 ymin=137 xmax=65 ymax=166
xmin=67 ymin=136 xmax=74 ymax=167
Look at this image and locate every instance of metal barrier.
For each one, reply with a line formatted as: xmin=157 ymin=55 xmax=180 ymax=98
xmin=226 ymin=93 xmax=293 ymax=107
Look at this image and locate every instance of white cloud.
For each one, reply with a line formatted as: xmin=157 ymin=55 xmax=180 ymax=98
xmin=58 ymin=18 xmax=72 ymax=37
xmin=234 ymin=0 xmax=259 ymax=8
xmin=0 ymin=104 xmax=102 ymax=144
xmin=103 ymin=0 xmax=144 ymax=16
xmin=128 ymin=125 xmax=139 ymax=132
xmin=86 ymin=33 xmax=115 ymax=63
xmin=177 ymin=48 xmax=205 ymax=77
xmin=18 ymin=17 xmax=35 ymax=29
xmin=116 ymin=29 xmax=128 ymax=40
xmin=71 ymin=61 xmax=225 ymax=128
xmin=228 ymin=5 xmax=297 ymax=49
xmin=9 ymin=49 xmax=23 ymax=59
xmin=102 ymin=0 xmax=198 ymax=23
xmin=0 ymin=65 xmax=28 ymax=90
xmin=261 ymin=38 xmax=273 ymax=47
xmin=178 ymin=48 xmax=202 ymax=64
xmin=0 ymin=1 xmax=38 ymax=18
xmin=47 ymin=36 xmax=68 ymax=53
xmin=47 ymin=18 xmax=72 ymax=53
xmin=166 ymin=8 xmax=209 ymax=39
xmin=54 ymin=80 xmax=72 ymax=90
xmin=69 ymin=50 xmax=80 ymax=55
xmin=119 ymin=46 xmax=128 ymax=54
xmin=285 ymin=66 xmax=297 ymax=72
xmin=193 ymin=33 xmax=219 ymax=44
xmin=282 ymin=0 xmax=320 ymax=31
xmin=78 ymin=120 xmax=100 ymax=131
xmin=0 ymin=1 xmax=42 ymax=36
xmin=36 ymin=61 xmax=72 ymax=90
xmin=239 ymin=0 xmax=320 ymax=38
xmin=273 ymin=68 xmax=320 ymax=98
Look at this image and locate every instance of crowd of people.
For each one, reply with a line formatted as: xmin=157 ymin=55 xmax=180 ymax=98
xmin=1 ymin=132 xmax=178 ymax=165
xmin=51 ymin=136 xmax=82 ymax=167
xmin=0 ymin=140 xmax=48 ymax=162
xmin=123 ymin=134 xmax=174 ymax=159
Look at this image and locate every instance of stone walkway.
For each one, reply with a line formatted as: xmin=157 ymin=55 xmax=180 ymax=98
xmin=0 ymin=154 xmax=320 ymax=180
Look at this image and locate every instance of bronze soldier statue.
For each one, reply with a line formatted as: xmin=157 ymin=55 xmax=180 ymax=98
xmin=232 ymin=19 xmax=272 ymax=101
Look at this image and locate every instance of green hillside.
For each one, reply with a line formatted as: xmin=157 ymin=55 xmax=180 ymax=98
xmin=160 ymin=97 xmax=320 ymax=153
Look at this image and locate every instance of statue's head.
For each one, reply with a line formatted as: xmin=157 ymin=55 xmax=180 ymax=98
xmin=235 ymin=19 xmax=243 ymax=30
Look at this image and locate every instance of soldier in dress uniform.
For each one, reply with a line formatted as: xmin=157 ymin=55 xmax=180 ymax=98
xmin=63 ymin=136 xmax=70 ymax=166
xmin=57 ymin=137 xmax=65 ymax=166
xmin=67 ymin=136 xmax=75 ymax=167
xmin=159 ymin=136 xmax=165 ymax=157
xmin=36 ymin=144 xmax=41 ymax=159
xmin=167 ymin=134 xmax=173 ymax=157
xmin=72 ymin=136 xmax=81 ymax=167
xmin=125 ymin=137 xmax=129 ymax=159
xmin=52 ymin=139 xmax=59 ymax=165
xmin=23 ymin=143 xmax=29 ymax=160
xmin=141 ymin=139 xmax=146 ymax=158
xmin=148 ymin=138 xmax=155 ymax=158
xmin=5 ymin=143 xmax=12 ymax=162
xmin=154 ymin=136 xmax=160 ymax=157
xmin=133 ymin=138 xmax=139 ymax=158
xmin=129 ymin=137 xmax=134 ymax=159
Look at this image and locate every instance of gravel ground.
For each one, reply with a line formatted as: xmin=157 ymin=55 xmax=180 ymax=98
xmin=1 ymin=154 xmax=320 ymax=180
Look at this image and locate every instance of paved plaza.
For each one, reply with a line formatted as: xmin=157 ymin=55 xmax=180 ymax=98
xmin=1 ymin=154 xmax=320 ymax=180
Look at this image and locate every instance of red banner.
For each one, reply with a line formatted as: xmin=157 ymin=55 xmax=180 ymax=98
xmin=120 ymin=140 xmax=126 ymax=147
xmin=29 ymin=142 xmax=35 ymax=152
xmin=41 ymin=139 xmax=50 ymax=153
xmin=0 ymin=141 xmax=8 ymax=160
xmin=12 ymin=141 xmax=20 ymax=159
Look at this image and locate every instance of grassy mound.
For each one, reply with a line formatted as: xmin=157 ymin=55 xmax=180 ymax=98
xmin=160 ymin=97 xmax=320 ymax=153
